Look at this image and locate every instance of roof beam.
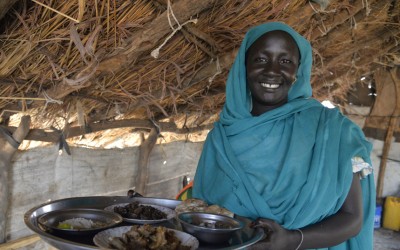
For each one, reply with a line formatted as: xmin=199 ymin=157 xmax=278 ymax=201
xmin=3 ymin=118 xmax=213 ymax=143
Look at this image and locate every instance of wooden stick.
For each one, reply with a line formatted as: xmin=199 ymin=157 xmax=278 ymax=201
xmin=3 ymin=119 xmax=213 ymax=143
xmin=31 ymin=0 xmax=80 ymax=23
xmin=376 ymin=67 xmax=400 ymax=199
xmin=0 ymin=235 xmax=42 ymax=250
xmin=376 ymin=116 xmax=399 ymax=199
xmin=77 ymin=0 xmax=86 ymax=22
xmin=0 ymin=97 xmax=46 ymax=101
xmin=0 ymin=116 xmax=31 ymax=243
xmin=136 ymin=128 xmax=158 ymax=195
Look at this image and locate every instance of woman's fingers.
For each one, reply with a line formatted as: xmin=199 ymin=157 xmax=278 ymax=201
xmin=251 ymin=218 xmax=276 ymax=229
xmin=249 ymin=218 xmax=277 ymax=242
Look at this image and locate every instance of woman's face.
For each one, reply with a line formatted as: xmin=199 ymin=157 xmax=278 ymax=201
xmin=246 ymin=30 xmax=300 ymax=115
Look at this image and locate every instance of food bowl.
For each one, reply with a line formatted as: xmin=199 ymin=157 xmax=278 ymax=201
xmin=38 ymin=208 xmax=123 ymax=236
xmin=104 ymin=202 xmax=175 ymax=224
xmin=177 ymin=212 xmax=244 ymax=244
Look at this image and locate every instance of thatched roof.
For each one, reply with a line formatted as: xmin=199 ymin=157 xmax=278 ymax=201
xmin=0 ymin=0 xmax=399 ymax=148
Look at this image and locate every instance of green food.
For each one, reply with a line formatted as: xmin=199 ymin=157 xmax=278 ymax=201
xmin=56 ymin=218 xmax=107 ymax=230
xmin=57 ymin=222 xmax=73 ymax=229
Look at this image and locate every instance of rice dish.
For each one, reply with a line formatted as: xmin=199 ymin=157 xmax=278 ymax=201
xmin=57 ymin=217 xmax=106 ymax=230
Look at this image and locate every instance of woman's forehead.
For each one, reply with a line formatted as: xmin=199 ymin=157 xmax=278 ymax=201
xmin=251 ymin=30 xmax=296 ymax=47
xmin=246 ymin=30 xmax=300 ymax=57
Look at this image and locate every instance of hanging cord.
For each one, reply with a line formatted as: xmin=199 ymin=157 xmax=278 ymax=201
xmin=151 ymin=0 xmax=198 ymax=58
xmin=309 ymin=1 xmax=321 ymax=13
xmin=362 ymin=0 xmax=371 ymax=16
xmin=42 ymin=91 xmax=63 ymax=111
xmin=208 ymin=57 xmax=221 ymax=84
xmin=150 ymin=118 xmax=161 ymax=135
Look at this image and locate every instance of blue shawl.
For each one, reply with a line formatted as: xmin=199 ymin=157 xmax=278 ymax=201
xmin=193 ymin=22 xmax=375 ymax=249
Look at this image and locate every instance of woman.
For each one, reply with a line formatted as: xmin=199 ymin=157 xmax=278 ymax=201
xmin=192 ymin=22 xmax=375 ymax=249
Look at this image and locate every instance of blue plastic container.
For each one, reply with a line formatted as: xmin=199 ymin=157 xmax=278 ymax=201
xmin=374 ymin=204 xmax=382 ymax=228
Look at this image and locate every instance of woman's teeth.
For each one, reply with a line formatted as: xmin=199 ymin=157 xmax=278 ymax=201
xmin=261 ymin=83 xmax=280 ymax=89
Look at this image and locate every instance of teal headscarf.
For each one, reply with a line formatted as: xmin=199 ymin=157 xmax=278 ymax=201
xmin=193 ymin=22 xmax=375 ymax=249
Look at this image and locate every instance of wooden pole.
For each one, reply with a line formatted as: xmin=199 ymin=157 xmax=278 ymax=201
xmin=0 ymin=116 xmax=30 ymax=243
xmin=2 ymin=119 xmax=213 ymax=143
xmin=135 ymin=128 xmax=158 ymax=196
xmin=376 ymin=67 xmax=400 ymax=199
xmin=0 ymin=235 xmax=45 ymax=250
xmin=376 ymin=116 xmax=399 ymax=199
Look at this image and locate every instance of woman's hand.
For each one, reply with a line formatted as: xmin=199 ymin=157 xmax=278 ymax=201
xmin=249 ymin=218 xmax=302 ymax=250
xmin=248 ymin=173 xmax=363 ymax=249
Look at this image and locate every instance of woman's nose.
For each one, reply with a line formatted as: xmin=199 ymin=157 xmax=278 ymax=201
xmin=263 ymin=61 xmax=280 ymax=76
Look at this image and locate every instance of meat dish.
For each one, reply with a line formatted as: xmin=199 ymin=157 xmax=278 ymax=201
xmin=108 ymin=224 xmax=191 ymax=250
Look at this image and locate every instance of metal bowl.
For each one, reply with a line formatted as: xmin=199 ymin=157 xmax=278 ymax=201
xmin=104 ymin=203 xmax=176 ymax=224
xmin=178 ymin=212 xmax=245 ymax=244
xmin=38 ymin=208 xmax=123 ymax=236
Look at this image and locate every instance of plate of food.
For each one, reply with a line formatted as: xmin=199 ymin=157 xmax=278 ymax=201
xmin=37 ymin=208 xmax=123 ymax=236
xmin=93 ymin=224 xmax=199 ymax=249
xmin=104 ymin=201 xmax=175 ymax=224
xmin=175 ymin=198 xmax=234 ymax=217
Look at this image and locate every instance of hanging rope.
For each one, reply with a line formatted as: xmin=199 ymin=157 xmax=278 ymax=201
xmin=362 ymin=0 xmax=371 ymax=16
xmin=208 ymin=57 xmax=221 ymax=83
xmin=151 ymin=0 xmax=198 ymax=59
xmin=42 ymin=91 xmax=63 ymax=111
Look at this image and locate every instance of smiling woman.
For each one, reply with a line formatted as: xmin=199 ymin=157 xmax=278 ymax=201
xmin=192 ymin=22 xmax=375 ymax=250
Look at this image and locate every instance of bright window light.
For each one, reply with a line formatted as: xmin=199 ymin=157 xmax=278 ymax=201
xmin=321 ymin=100 xmax=335 ymax=109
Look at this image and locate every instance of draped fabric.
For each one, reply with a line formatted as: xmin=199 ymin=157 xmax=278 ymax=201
xmin=193 ymin=22 xmax=375 ymax=249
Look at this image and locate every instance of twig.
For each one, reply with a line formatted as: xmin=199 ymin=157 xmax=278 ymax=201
xmin=0 ymin=97 xmax=46 ymax=101
xmin=31 ymin=0 xmax=80 ymax=23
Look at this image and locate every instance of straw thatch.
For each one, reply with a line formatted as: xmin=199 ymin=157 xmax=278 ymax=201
xmin=0 ymin=0 xmax=399 ymax=148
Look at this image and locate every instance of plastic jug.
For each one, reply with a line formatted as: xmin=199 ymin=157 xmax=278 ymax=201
xmin=382 ymin=196 xmax=400 ymax=231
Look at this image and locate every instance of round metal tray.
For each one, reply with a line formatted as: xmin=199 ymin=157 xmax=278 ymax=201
xmin=24 ymin=196 xmax=264 ymax=250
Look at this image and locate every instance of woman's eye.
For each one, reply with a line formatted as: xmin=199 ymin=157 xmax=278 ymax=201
xmin=280 ymin=59 xmax=292 ymax=64
xmin=255 ymin=58 xmax=267 ymax=63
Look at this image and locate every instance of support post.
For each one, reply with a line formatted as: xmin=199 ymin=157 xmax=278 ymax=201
xmin=376 ymin=67 xmax=400 ymax=199
xmin=0 ymin=116 xmax=30 ymax=243
xmin=135 ymin=128 xmax=158 ymax=196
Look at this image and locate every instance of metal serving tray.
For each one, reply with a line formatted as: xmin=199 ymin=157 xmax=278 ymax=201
xmin=24 ymin=196 xmax=264 ymax=250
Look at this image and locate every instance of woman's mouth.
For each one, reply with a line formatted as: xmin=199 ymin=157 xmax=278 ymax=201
xmin=260 ymin=83 xmax=280 ymax=89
